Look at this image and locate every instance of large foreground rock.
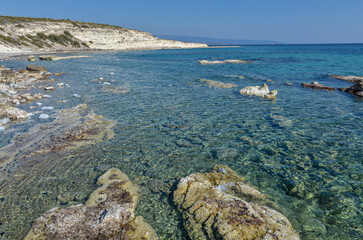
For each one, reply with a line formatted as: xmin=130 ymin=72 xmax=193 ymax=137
xmin=174 ymin=165 xmax=300 ymax=240
xmin=0 ymin=106 xmax=32 ymax=120
xmin=240 ymin=83 xmax=278 ymax=98
xmin=25 ymin=168 xmax=158 ymax=240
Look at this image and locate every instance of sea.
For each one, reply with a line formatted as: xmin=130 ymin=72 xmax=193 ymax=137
xmin=0 ymin=44 xmax=362 ymax=239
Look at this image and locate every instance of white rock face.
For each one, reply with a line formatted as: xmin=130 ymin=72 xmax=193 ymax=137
xmin=240 ymin=83 xmax=278 ymax=98
xmin=0 ymin=20 xmax=208 ymax=53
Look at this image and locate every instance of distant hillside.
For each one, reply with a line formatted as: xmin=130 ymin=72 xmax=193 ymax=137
xmin=157 ymin=35 xmax=283 ymax=45
xmin=0 ymin=15 xmax=207 ymax=53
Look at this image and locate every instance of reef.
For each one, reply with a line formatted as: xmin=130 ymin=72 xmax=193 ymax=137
xmin=198 ymin=78 xmax=237 ymax=89
xmin=173 ymin=165 xmax=300 ymax=240
xmin=25 ymin=168 xmax=158 ymax=240
xmin=301 ymin=82 xmax=335 ymax=91
xmin=198 ymin=59 xmax=251 ymax=65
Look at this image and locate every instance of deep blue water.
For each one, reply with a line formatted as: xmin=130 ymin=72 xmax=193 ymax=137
xmin=1 ymin=44 xmax=362 ymax=239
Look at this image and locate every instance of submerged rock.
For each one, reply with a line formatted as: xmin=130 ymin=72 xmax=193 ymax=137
xmin=39 ymin=114 xmax=50 ymax=119
xmin=301 ymin=82 xmax=334 ymax=91
xmin=26 ymin=64 xmax=47 ymax=72
xmin=199 ymin=78 xmax=237 ymax=89
xmin=329 ymin=74 xmax=363 ymax=83
xmin=24 ymin=168 xmax=158 ymax=240
xmin=27 ymin=55 xmax=36 ymax=62
xmin=240 ymin=83 xmax=278 ymax=98
xmin=338 ymin=81 xmax=363 ymax=97
xmin=173 ymin=165 xmax=300 ymax=240
xmin=198 ymin=59 xmax=251 ymax=65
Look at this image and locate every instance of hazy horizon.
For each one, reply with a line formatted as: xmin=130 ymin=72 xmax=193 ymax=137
xmin=1 ymin=0 xmax=363 ymax=44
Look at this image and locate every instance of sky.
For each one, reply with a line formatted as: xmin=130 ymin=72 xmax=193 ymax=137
xmin=1 ymin=0 xmax=363 ymax=44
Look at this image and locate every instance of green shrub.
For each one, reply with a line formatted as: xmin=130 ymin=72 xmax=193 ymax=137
xmin=15 ymin=24 xmax=24 ymax=28
xmin=81 ymin=24 xmax=89 ymax=28
xmin=63 ymin=30 xmax=73 ymax=37
xmin=82 ymin=42 xmax=90 ymax=48
xmin=0 ymin=34 xmax=20 ymax=44
xmin=0 ymin=27 xmax=4 ymax=32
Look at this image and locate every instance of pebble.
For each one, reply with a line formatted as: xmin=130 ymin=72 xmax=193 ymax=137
xmin=109 ymin=72 xmax=115 ymax=76
xmin=41 ymin=106 xmax=54 ymax=110
xmin=36 ymin=102 xmax=43 ymax=106
xmin=73 ymin=94 xmax=81 ymax=98
xmin=57 ymin=83 xmax=64 ymax=87
xmin=39 ymin=114 xmax=49 ymax=119
xmin=43 ymin=95 xmax=52 ymax=98
xmin=102 ymin=82 xmax=111 ymax=85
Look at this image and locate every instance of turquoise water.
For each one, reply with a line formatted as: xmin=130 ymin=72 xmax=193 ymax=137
xmin=0 ymin=44 xmax=362 ymax=239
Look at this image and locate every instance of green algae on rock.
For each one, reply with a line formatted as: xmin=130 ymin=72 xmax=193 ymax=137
xmin=173 ymin=165 xmax=300 ymax=240
xmin=24 ymin=168 xmax=158 ymax=240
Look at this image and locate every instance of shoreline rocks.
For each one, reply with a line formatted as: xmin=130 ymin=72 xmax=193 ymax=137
xmin=26 ymin=64 xmax=47 ymax=72
xmin=173 ymin=165 xmax=300 ymax=240
xmin=240 ymin=83 xmax=278 ymax=98
xmin=338 ymin=81 xmax=363 ymax=97
xmin=329 ymin=74 xmax=363 ymax=83
xmin=198 ymin=59 xmax=251 ymax=65
xmin=24 ymin=168 xmax=158 ymax=240
xmin=199 ymin=78 xmax=237 ymax=89
xmin=301 ymin=82 xmax=335 ymax=91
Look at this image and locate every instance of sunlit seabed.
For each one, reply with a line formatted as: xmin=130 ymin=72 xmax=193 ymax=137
xmin=0 ymin=44 xmax=362 ymax=239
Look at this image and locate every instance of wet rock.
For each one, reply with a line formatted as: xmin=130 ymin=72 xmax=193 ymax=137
xmin=301 ymin=82 xmax=334 ymax=91
xmin=216 ymin=147 xmax=238 ymax=159
xmin=338 ymin=81 xmax=363 ymax=97
xmin=44 ymin=86 xmax=55 ymax=91
xmin=176 ymin=139 xmax=192 ymax=147
xmin=57 ymin=192 xmax=74 ymax=205
xmin=103 ymin=84 xmax=131 ymax=94
xmin=0 ymin=106 xmax=32 ymax=120
xmin=73 ymin=94 xmax=81 ymax=98
xmin=199 ymin=78 xmax=237 ymax=89
xmin=147 ymin=179 xmax=169 ymax=193
xmin=174 ymin=165 xmax=300 ymax=240
xmin=27 ymin=56 xmax=36 ymax=61
xmin=42 ymin=94 xmax=52 ymax=98
xmin=225 ymin=75 xmax=245 ymax=79
xmin=26 ymin=64 xmax=47 ymax=72
xmin=39 ymin=114 xmax=49 ymax=119
xmin=271 ymin=115 xmax=293 ymax=128
xmin=25 ymin=168 xmax=158 ymax=240
xmin=286 ymin=82 xmax=292 ymax=85
xmin=0 ymin=126 xmax=5 ymax=132
xmin=198 ymin=59 xmax=251 ymax=65
xmin=39 ymin=55 xmax=91 ymax=61
xmin=240 ymin=83 xmax=278 ymax=98
xmin=329 ymin=74 xmax=363 ymax=83
xmin=41 ymin=106 xmax=54 ymax=110
xmin=0 ymin=116 xmax=10 ymax=125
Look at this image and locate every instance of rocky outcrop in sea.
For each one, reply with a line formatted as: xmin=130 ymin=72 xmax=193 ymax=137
xmin=301 ymin=82 xmax=335 ymax=91
xmin=173 ymin=165 xmax=300 ymax=240
xmin=198 ymin=78 xmax=237 ymax=89
xmin=239 ymin=83 xmax=278 ymax=98
xmin=25 ymin=168 xmax=158 ymax=240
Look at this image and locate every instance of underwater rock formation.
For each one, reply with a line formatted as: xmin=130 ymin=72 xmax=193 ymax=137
xmin=239 ymin=83 xmax=278 ymax=98
xmin=199 ymin=78 xmax=237 ymax=89
xmin=24 ymin=168 xmax=158 ymax=240
xmin=301 ymin=82 xmax=335 ymax=91
xmin=173 ymin=165 xmax=300 ymax=240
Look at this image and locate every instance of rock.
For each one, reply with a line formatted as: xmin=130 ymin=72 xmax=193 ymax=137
xmin=0 ymin=106 xmax=32 ymax=120
xmin=199 ymin=79 xmax=237 ymax=89
xmin=24 ymin=168 xmax=158 ymax=240
xmin=39 ymin=55 xmax=91 ymax=61
xmin=240 ymin=83 xmax=278 ymax=98
xmin=44 ymin=86 xmax=55 ymax=91
xmin=176 ymin=139 xmax=192 ymax=147
xmin=73 ymin=94 xmax=81 ymax=98
xmin=42 ymin=94 xmax=52 ymax=98
xmin=56 ymin=82 xmax=64 ymax=87
xmin=39 ymin=114 xmax=49 ymax=119
xmin=41 ymin=106 xmax=54 ymax=110
xmin=36 ymin=102 xmax=43 ymax=106
xmin=198 ymin=59 xmax=251 ymax=65
xmin=225 ymin=75 xmax=245 ymax=79
xmin=286 ymin=82 xmax=292 ymax=85
xmin=301 ymin=82 xmax=335 ymax=91
xmin=0 ymin=126 xmax=5 ymax=132
xmin=0 ymin=116 xmax=10 ymax=125
xmin=27 ymin=55 xmax=36 ymax=61
xmin=109 ymin=72 xmax=116 ymax=76
xmin=329 ymin=74 xmax=363 ymax=83
xmin=26 ymin=64 xmax=47 ymax=72
xmin=338 ymin=81 xmax=363 ymax=97
xmin=174 ymin=165 xmax=300 ymax=240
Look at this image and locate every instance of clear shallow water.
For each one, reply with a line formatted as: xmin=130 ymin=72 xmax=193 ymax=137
xmin=0 ymin=44 xmax=362 ymax=239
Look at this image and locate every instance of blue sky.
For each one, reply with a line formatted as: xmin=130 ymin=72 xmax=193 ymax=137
xmin=1 ymin=0 xmax=362 ymax=44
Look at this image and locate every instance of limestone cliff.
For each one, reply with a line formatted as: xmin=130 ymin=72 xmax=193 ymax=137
xmin=0 ymin=16 xmax=207 ymax=54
